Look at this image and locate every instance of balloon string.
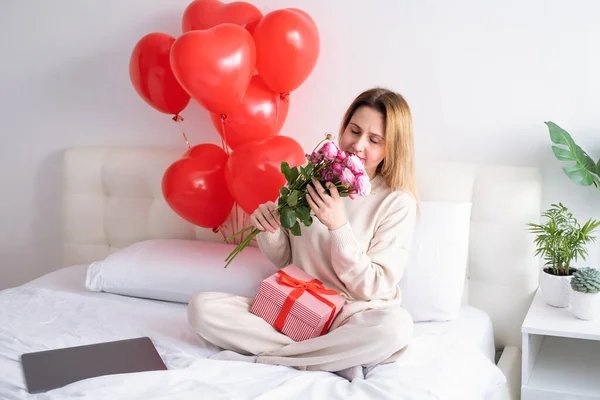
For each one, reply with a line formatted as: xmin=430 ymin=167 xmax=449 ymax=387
xmin=220 ymin=114 xmax=230 ymax=155
xmin=172 ymin=114 xmax=190 ymax=150
xmin=274 ymin=95 xmax=280 ymax=135
xmin=274 ymin=93 xmax=289 ymax=136
xmin=214 ymin=225 xmax=227 ymax=241
xmin=235 ymin=203 xmax=240 ymax=244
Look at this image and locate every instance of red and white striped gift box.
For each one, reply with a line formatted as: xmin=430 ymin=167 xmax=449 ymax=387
xmin=250 ymin=265 xmax=346 ymax=342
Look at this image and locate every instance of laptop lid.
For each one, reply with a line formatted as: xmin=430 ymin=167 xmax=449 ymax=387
xmin=21 ymin=336 xmax=167 ymax=394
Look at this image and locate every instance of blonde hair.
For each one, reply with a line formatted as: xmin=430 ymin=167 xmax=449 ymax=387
xmin=339 ymin=88 xmax=419 ymax=203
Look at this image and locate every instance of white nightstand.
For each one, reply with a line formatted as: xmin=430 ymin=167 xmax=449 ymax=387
xmin=521 ymin=288 xmax=600 ymax=400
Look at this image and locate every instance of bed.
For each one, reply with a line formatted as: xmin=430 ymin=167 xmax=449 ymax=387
xmin=0 ymin=147 xmax=542 ymax=400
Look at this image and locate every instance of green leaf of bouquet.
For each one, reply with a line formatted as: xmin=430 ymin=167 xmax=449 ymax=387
xmin=295 ymin=206 xmax=311 ymax=222
xmin=290 ymin=221 xmax=302 ymax=236
xmin=280 ymin=207 xmax=296 ymax=229
xmin=279 ymin=186 xmax=289 ymax=197
xmin=287 ymin=190 xmax=299 ymax=207
xmin=281 ymin=161 xmax=291 ymax=180
xmin=546 ymin=121 xmax=596 ymax=187
xmin=305 ymin=216 xmax=313 ymax=227
xmin=300 ymin=166 xmax=307 ymax=178
xmin=339 ymin=191 xmax=349 ymax=197
xmin=288 ymin=166 xmax=299 ymax=183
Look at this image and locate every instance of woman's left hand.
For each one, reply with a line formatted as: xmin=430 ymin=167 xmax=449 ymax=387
xmin=306 ymin=178 xmax=348 ymax=231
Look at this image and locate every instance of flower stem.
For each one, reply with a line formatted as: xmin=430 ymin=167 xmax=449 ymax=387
xmin=224 ymin=226 xmax=254 ymax=243
xmin=224 ymin=228 xmax=260 ymax=268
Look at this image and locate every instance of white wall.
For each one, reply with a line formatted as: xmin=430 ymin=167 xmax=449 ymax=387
xmin=1 ymin=0 xmax=599 ymax=289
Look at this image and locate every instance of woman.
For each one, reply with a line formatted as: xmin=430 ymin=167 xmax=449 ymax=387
xmin=188 ymin=87 xmax=419 ymax=381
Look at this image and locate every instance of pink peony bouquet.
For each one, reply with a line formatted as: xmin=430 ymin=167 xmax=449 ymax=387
xmin=224 ymin=134 xmax=372 ymax=268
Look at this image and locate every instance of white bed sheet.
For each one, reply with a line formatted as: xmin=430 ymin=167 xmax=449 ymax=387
xmin=24 ymin=265 xmax=498 ymax=360
xmin=0 ymin=265 xmax=506 ymax=400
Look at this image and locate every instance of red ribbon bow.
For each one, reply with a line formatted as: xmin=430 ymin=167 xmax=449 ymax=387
xmin=273 ymin=270 xmax=339 ymax=337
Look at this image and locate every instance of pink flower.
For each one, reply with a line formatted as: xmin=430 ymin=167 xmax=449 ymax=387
xmin=306 ymin=152 xmax=320 ymax=164
xmin=355 ymin=173 xmax=371 ymax=196
xmin=336 ymin=150 xmax=346 ymax=162
xmin=340 ymin=168 xmax=355 ymax=186
xmin=345 ymin=154 xmax=365 ymax=174
xmin=331 ymin=162 xmax=344 ymax=176
xmin=320 ymin=141 xmax=339 ymax=160
xmin=322 ymin=170 xmax=335 ymax=181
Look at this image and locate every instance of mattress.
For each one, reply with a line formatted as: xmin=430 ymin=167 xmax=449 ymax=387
xmin=0 ymin=265 xmax=506 ymax=400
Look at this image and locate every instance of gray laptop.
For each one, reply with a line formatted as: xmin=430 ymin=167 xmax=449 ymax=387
xmin=21 ymin=336 xmax=167 ymax=394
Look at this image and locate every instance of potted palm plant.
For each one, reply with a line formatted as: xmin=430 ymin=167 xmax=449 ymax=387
xmin=570 ymin=267 xmax=600 ymax=320
xmin=527 ymin=203 xmax=600 ymax=307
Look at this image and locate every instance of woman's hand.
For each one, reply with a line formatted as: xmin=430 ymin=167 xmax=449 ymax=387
xmin=250 ymin=201 xmax=281 ymax=233
xmin=306 ymin=178 xmax=348 ymax=231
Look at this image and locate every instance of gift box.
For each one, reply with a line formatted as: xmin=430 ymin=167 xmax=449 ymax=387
xmin=250 ymin=265 xmax=346 ymax=342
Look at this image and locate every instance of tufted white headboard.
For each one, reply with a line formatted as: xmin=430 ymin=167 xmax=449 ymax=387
xmin=62 ymin=147 xmax=541 ymax=352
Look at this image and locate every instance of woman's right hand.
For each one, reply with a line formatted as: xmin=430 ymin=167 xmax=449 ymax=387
xmin=250 ymin=201 xmax=281 ymax=233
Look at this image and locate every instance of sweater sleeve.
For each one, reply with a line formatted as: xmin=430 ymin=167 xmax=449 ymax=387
xmin=329 ymin=192 xmax=417 ymax=301
xmin=256 ymin=228 xmax=292 ymax=269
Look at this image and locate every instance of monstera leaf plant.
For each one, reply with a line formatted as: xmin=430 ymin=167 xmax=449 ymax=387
xmin=545 ymin=121 xmax=600 ymax=192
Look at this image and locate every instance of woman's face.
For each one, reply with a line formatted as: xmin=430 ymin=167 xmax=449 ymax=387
xmin=339 ymin=106 xmax=386 ymax=179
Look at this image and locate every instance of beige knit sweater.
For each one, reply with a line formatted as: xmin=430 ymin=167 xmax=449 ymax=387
xmin=256 ymin=175 xmax=418 ymax=322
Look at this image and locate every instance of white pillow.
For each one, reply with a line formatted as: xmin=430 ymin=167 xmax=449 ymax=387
xmin=85 ymin=239 xmax=278 ymax=302
xmin=86 ymin=202 xmax=471 ymax=313
xmin=400 ymin=201 xmax=472 ymax=322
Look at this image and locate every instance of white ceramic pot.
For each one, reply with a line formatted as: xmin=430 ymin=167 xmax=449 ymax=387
xmin=571 ymin=291 xmax=600 ymax=320
xmin=539 ymin=269 xmax=575 ymax=308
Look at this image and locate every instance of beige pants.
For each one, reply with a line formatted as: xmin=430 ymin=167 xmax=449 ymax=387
xmin=187 ymin=292 xmax=414 ymax=372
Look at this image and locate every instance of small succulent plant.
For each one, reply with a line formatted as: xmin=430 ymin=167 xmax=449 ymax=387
xmin=570 ymin=267 xmax=600 ymax=294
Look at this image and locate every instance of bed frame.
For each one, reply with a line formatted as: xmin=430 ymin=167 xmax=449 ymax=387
xmin=62 ymin=147 xmax=542 ymax=399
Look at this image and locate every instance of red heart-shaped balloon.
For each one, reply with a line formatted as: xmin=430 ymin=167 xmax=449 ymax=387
xmin=182 ymin=0 xmax=262 ymax=33
xmin=225 ymin=136 xmax=306 ymax=214
xmin=129 ymin=32 xmax=190 ymax=115
xmin=170 ymin=24 xmax=256 ymax=114
xmin=253 ymin=8 xmax=320 ymax=94
xmin=210 ymin=74 xmax=290 ymax=150
xmin=162 ymin=144 xmax=234 ymax=228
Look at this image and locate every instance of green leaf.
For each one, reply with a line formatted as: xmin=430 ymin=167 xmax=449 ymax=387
xmin=295 ymin=206 xmax=311 ymax=222
xmin=546 ymin=121 xmax=573 ymax=147
xmin=290 ymin=221 xmax=302 ymax=236
xmin=287 ymin=190 xmax=299 ymax=207
xmin=280 ymin=207 xmax=296 ymax=229
xmin=287 ymin=166 xmax=299 ymax=183
xmin=279 ymin=186 xmax=289 ymax=197
xmin=281 ymin=161 xmax=291 ymax=180
xmin=304 ymin=216 xmax=313 ymax=227
xmin=551 ymin=146 xmax=577 ymax=162
xmin=545 ymin=121 xmax=597 ymax=187
xmin=305 ymin=164 xmax=314 ymax=176
xmin=562 ymin=165 xmax=595 ymax=186
xmin=597 ymin=159 xmax=600 ymax=176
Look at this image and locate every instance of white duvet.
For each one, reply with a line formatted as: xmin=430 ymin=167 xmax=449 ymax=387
xmin=0 ymin=267 xmax=505 ymax=400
